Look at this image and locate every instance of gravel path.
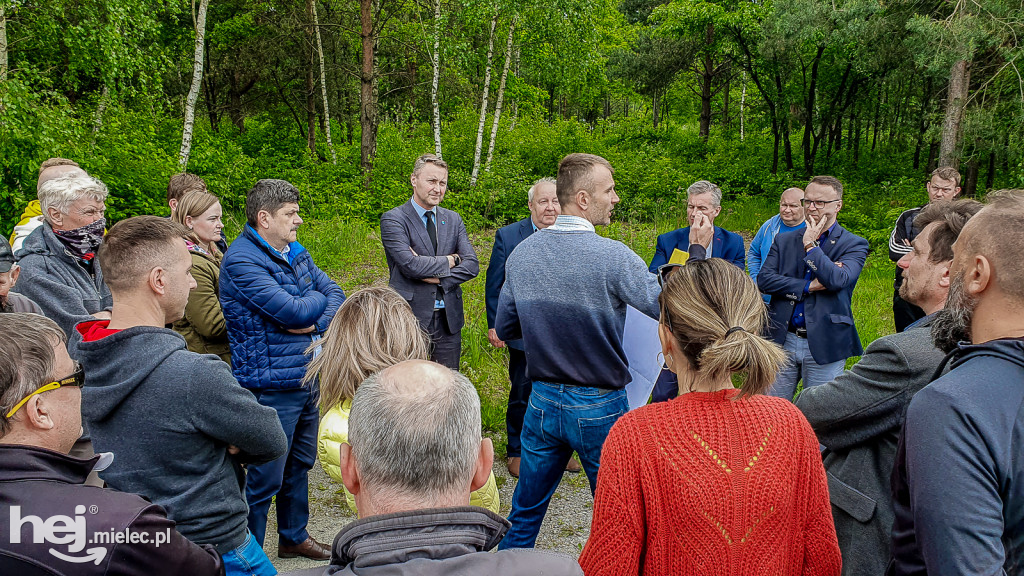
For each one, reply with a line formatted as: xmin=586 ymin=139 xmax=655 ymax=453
xmin=267 ymin=456 xmax=593 ymax=573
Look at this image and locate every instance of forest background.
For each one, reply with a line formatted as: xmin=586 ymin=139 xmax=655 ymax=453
xmin=2 ymin=0 xmax=1023 ymax=437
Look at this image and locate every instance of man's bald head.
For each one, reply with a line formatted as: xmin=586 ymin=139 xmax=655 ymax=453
xmin=957 ymin=191 xmax=1024 ymax=303
xmin=779 ymin=187 xmax=805 ymax=227
xmin=37 ymin=164 xmax=87 ymax=193
xmin=348 ymin=360 xmax=483 ymax=505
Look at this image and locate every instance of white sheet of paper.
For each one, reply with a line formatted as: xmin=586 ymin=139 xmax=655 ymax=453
xmin=623 ymin=305 xmax=663 ymax=410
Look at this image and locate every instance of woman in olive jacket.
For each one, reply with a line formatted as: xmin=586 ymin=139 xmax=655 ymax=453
xmin=172 ymin=190 xmax=231 ymax=363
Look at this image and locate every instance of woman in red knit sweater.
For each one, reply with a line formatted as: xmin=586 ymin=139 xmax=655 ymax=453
xmin=579 ymin=259 xmax=841 ymax=576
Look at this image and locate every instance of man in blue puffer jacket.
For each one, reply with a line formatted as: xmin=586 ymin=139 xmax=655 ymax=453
xmin=221 ymin=179 xmax=346 ymax=562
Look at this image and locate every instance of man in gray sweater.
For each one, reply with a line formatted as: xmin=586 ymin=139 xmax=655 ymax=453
xmin=494 ymin=153 xmax=662 ymax=549
xmin=796 ymin=199 xmax=982 ymax=576
xmin=68 ymin=216 xmax=288 ymax=576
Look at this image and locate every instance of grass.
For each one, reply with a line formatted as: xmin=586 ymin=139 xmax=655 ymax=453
xmin=259 ymin=208 xmax=898 ymax=455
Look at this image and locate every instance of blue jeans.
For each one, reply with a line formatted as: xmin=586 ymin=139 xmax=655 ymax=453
xmin=498 ymin=382 xmax=627 ymax=550
xmin=769 ymin=332 xmax=845 ymax=401
xmin=246 ymin=387 xmax=319 ymax=547
xmin=222 ymin=531 xmax=277 ymax=576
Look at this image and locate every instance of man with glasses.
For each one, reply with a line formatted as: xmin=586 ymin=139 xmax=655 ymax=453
xmin=381 ymin=154 xmax=480 ymax=370
xmin=749 ymin=187 xmax=806 ymax=302
xmin=758 ymin=175 xmax=869 ymax=401
xmin=69 ymin=216 xmax=288 ymax=576
xmin=494 ymin=153 xmax=661 ymax=549
xmin=888 ymin=167 xmax=962 ymax=332
xmin=0 ymin=313 xmax=224 ymax=576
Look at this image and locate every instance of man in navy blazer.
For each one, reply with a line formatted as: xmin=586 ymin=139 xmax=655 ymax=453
xmin=649 ymin=180 xmax=746 ymax=272
xmin=381 ymin=154 xmax=480 ymax=370
xmin=485 ymin=178 xmax=559 ymax=477
xmin=758 ymin=175 xmax=869 ymax=401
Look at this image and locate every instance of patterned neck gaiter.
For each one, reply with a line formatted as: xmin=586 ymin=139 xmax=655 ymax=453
xmin=53 ymin=218 xmax=106 ymax=261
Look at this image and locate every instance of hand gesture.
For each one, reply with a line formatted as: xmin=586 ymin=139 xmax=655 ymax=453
xmin=808 ymin=278 xmax=825 ymax=292
xmin=488 ymin=328 xmax=506 ymax=348
xmin=689 ymin=212 xmax=714 ymax=247
xmin=803 ymin=215 xmax=828 ymax=249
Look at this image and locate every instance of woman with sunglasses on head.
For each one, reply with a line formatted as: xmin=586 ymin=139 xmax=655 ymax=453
xmin=580 ymin=259 xmax=840 ymax=576
xmin=304 ymin=285 xmax=499 ymax=515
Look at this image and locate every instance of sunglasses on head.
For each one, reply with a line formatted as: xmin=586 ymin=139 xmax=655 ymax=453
xmin=657 ymin=263 xmax=684 ymax=288
xmin=5 ymin=365 xmax=85 ymax=419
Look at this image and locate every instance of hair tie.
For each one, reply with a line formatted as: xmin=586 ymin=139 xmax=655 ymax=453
xmin=725 ymin=326 xmax=745 ymax=337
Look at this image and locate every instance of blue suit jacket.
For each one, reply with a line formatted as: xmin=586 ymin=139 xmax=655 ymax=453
xmin=757 ymin=224 xmax=870 ymax=364
xmin=649 ymin=225 xmax=746 ymax=272
xmin=485 ymin=217 xmax=534 ymax=350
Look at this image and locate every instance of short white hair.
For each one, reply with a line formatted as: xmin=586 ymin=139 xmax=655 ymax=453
xmin=38 ymin=176 xmax=108 ymax=225
xmin=687 ymin=180 xmax=722 ymax=207
xmin=528 ymin=177 xmax=556 ymax=203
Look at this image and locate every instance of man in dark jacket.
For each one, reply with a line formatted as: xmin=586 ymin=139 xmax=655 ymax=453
xmin=220 ymin=180 xmax=345 ymax=561
xmin=13 ymin=174 xmax=113 ymax=336
xmin=0 ymin=237 xmax=41 ymax=314
xmin=797 ymin=199 xmax=982 ymax=576
xmin=889 ymin=191 xmax=1024 ymax=576
xmin=69 ymin=216 xmax=289 ymax=576
xmin=485 ymin=177 xmax=560 ymax=478
xmin=758 ymin=175 xmax=870 ymax=400
xmin=288 ymin=360 xmax=582 ymax=576
xmin=648 ymin=179 xmax=746 ymax=271
xmin=0 ymin=313 xmax=224 ymax=576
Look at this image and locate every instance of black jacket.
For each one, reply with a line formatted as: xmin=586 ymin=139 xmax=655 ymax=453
xmin=0 ymin=445 xmax=224 ymax=576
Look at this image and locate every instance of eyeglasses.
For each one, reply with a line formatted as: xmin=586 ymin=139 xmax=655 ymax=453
xmin=657 ymin=263 xmax=684 ymax=287
xmin=5 ymin=365 xmax=85 ymax=419
xmin=800 ymin=199 xmax=840 ymax=209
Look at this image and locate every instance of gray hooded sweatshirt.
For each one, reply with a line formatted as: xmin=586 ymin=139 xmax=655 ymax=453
xmin=69 ymin=321 xmax=288 ymax=552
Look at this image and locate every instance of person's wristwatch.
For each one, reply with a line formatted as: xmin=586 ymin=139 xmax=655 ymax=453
xmin=804 ymin=241 xmax=819 ymax=251
xmin=452 ymin=254 xmax=462 ymax=266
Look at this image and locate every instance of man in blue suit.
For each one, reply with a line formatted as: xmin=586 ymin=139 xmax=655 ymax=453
xmin=757 ymin=175 xmax=869 ymax=401
xmin=649 ymin=180 xmax=746 ymax=272
xmin=485 ymin=178 xmax=560 ymax=478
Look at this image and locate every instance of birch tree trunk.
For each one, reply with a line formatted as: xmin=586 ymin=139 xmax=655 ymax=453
xmin=430 ymin=0 xmax=443 ymax=158
xmin=0 ymin=1 xmax=8 ymax=82
xmin=178 ymin=0 xmax=211 ymax=171
xmin=740 ymin=72 xmax=746 ymax=141
xmin=311 ymin=0 xmax=336 ymax=163
xmin=484 ymin=17 xmax=515 ymax=172
xmin=93 ymin=84 xmax=110 ymax=137
xmin=938 ymin=59 xmax=971 ymax=170
xmin=469 ymin=12 xmax=498 ymax=187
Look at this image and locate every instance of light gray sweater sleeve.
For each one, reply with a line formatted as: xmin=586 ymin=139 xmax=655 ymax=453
xmin=612 ymin=243 xmax=661 ymax=319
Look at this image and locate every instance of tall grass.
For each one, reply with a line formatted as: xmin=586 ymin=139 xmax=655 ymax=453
xmin=272 ymin=210 xmax=897 ymax=454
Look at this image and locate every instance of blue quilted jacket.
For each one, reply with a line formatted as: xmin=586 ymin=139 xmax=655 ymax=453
xmin=220 ymin=225 xmax=345 ymax=391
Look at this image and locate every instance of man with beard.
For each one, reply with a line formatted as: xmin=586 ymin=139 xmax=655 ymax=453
xmin=13 ymin=175 xmax=112 ymax=337
xmin=796 ymin=199 xmax=981 ymax=576
xmin=889 ymin=190 xmax=1024 ymax=576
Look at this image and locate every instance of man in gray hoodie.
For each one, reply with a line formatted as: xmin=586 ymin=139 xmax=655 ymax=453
xmin=69 ymin=216 xmax=288 ymax=576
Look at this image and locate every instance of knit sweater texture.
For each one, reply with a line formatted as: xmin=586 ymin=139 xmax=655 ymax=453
xmin=494 ymin=225 xmax=661 ymax=389
xmin=580 ymin=389 xmax=841 ymax=576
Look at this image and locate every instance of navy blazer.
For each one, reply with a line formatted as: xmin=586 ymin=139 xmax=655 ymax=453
xmin=649 ymin=225 xmax=746 ymax=272
xmin=380 ymin=200 xmax=480 ymax=334
xmin=757 ymin=224 xmax=870 ymax=364
xmin=485 ymin=217 xmax=534 ymax=350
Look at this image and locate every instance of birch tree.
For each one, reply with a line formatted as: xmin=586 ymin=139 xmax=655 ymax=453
xmin=484 ymin=17 xmax=514 ymax=172
xmin=0 ymin=1 xmax=7 ymax=82
xmin=311 ymin=0 xmax=335 ymax=163
xmin=430 ymin=0 xmax=443 ymax=158
xmin=178 ymin=0 xmax=211 ymax=171
xmin=469 ymin=11 xmax=498 ymax=187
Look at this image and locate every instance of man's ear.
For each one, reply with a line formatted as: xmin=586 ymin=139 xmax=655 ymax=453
xmin=470 ymin=438 xmax=494 ymax=492
xmin=10 ymin=266 xmax=20 ymax=285
xmin=967 ymin=255 xmax=992 ymax=296
xmin=22 ymin=395 xmax=56 ymax=432
xmin=257 ymin=210 xmax=271 ymax=231
xmin=149 ymin=267 xmax=167 ymax=296
xmin=576 ymin=190 xmax=589 ymax=212
xmin=938 ymin=263 xmax=951 ymax=289
xmin=168 ymin=198 xmax=178 ymax=212
xmin=339 ymin=443 xmax=361 ymax=496
xmin=46 ymin=207 xmax=64 ymax=227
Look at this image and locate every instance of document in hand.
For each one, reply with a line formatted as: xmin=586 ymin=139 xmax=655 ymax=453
xmin=668 ymin=248 xmax=690 ymax=266
xmin=623 ymin=305 xmax=663 ymax=410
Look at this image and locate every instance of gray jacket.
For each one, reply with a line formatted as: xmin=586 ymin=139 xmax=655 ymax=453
xmin=380 ymin=200 xmax=479 ymax=334
xmin=796 ymin=315 xmax=944 ymax=576
xmin=13 ymin=223 xmax=112 ymax=336
xmin=286 ymin=507 xmax=582 ymax=576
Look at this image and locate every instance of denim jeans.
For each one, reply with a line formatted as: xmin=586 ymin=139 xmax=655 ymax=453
xmin=246 ymin=387 xmax=319 ymax=547
xmin=498 ymin=382 xmax=627 ymax=550
xmin=222 ymin=531 xmax=277 ymax=576
xmin=769 ymin=332 xmax=845 ymax=401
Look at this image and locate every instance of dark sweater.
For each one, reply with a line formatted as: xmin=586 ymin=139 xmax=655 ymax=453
xmin=494 ymin=224 xmax=661 ymax=389
xmin=890 ymin=337 xmax=1024 ymax=575
xmin=69 ymin=322 xmax=288 ymax=551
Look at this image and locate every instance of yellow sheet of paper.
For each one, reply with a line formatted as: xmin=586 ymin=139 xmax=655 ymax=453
xmin=668 ymin=248 xmax=690 ymax=266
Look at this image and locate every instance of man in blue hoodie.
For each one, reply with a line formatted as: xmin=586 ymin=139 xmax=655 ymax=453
xmin=890 ymin=190 xmax=1024 ymax=575
xmin=69 ymin=216 xmax=289 ymax=576
xmin=220 ymin=179 xmax=345 ymax=562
